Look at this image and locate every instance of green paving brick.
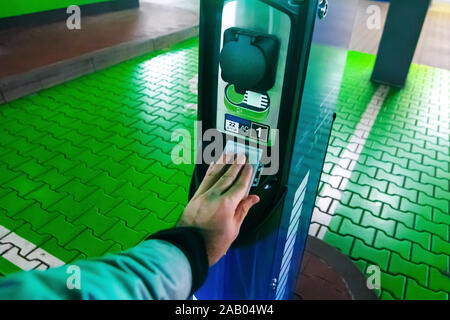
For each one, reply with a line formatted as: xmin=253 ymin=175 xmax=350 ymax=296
xmin=64 ymin=163 xmax=101 ymax=184
xmin=405 ymin=278 xmax=448 ymax=300
xmin=45 ymin=154 xmax=78 ymax=173
xmin=420 ymin=173 xmax=448 ymax=192
xmin=26 ymin=145 xmax=59 ymax=164
xmin=381 ymin=290 xmax=396 ymax=300
xmin=352 ymin=259 xmax=368 ymax=275
xmin=97 ymin=145 xmax=132 ymax=163
xmin=389 ymin=253 xmax=428 ymax=287
xmin=0 ymin=190 xmax=35 ymax=216
xmin=436 ymin=167 xmax=450 ymax=182
xmin=30 ymin=133 xmax=65 ymax=150
xmin=0 ymin=256 xmax=22 ymax=276
xmin=49 ymin=195 xmax=91 ymax=222
xmin=137 ymin=192 xmax=178 ymax=218
xmin=429 ymin=267 xmax=450 ymax=293
xmin=127 ymin=129 xmax=157 ymax=146
xmin=400 ymin=133 xmax=424 ymax=149
xmin=163 ymin=204 xmax=185 ymax=225
xmin=117 ymin=167 xmax=153 ymax=188
xmin=411 ymin=243 xmax=448 ymax=271
xmin=39 ymin=215 xmax=86 ymax=246
xmin=0 ymin=188 xmax=11 ymax=199
xmin=424 ymin=142 xmax=448 ymax=158
xmin=106 ymin=201 xmax=147 ymax=227
xmin=400 ymin=198 xmax=432 ymax=220
xmin=4 ymin=174 xmax=43 ymax=197
xmin=380 ymin=271 xmax=406 ymax=300
xmin=396 ymin=222 xmax=431 ymax=249
xmin=121 ymin=153 xmax=154 ymax=173
xmin=366 ymin=158 xmax=393 ymax=175
xmin=86 ymin=171 xmax=122 ymax=194
xmin=111 ymin=182 xmax=148 ymax=207
xmin=433 ymin=210 xmax=450 ymax=225
xmin=422 ymin=154 xmax=448 ymax=172
xmin=369 ymin=141 xmax=398 ymax=158
xmin=434 ymin=188 xmax=450 ymax=207
xmin=0 ymin=163 xmax=21 ymax=185
xmin=361 ymin=212 xmax=396 ymax=236
xmin=380 ymin=206 xmax=414 ymax=228
xmin=14 ymin=223 xmax=52 ymax=248
xmin=349 ymin=193 xmax=382 ymax=216
xmin=339 ymin=218 xmax=376 ymax=245
xmin=392 ymin=164 xmax=420 ymax=182
xmin=357 ymin=171 xmax=387 ymax=192
xmin=387 ymin=183 xmax=417 ymax=203
xmin=66 ymin=229 xmax=115 ymax=258
xmin=374 ymin=168 xmax=404 ymax=187
xmin=141 ymin=176 xmax=178 ymax=199
xmin=345 ymin=180 xmax=370 ymax=199
xmin=396 ymin=148 xmax=421 ymax=165
xmin=322 ymin=229 xmax=354 ymax=255
xmin=374 ymin=231 xmax=411 ymax=260
xmin=73 ymin=207 xmax=118 ymax=237
xmin=350 ymin=239 xmax=390 ymax=271
xmin=144 ymin=161 xmax=176 ymax=182
xmin=73 ymin=149 xmax=108 ymax=168
xmin=95 ymin=158 xmax=130 ymax=179
xmin=417 ymin=192 xmax=448 ymax=214
xmin=81 ymin=190 xmax=122 ymax=215
xmin=431 ymin=235 xmax=450 ymax=255
xmin=415 ymin=215 xmax=448 ymax=240
xmin=123 ymin=141 xmax=155 ymax=159
xmin=101 ymin=220 xmax=147 ymax=250
xmin=13 ymin=203 xmax=59 ymax=230
xmin=0 ymin=211 xmax=25 ymax=232
xmin=167 ymin=187 xmax=189 ymax=206
xmin=15 ymin=158 xmax=50 ymax=179
xmin=25 ymin=184 xmax=68 ymax=210
xmin=368 ymin=187 xmax=401 ymax=210
xmin=404 ymin=177 xmax=433 ymax=197
xmin=381 ymin=152 xmax=408 ymax=169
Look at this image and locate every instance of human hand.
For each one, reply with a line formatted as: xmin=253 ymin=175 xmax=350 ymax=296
xmin=178 ymin=153 xmax=260 ymax=266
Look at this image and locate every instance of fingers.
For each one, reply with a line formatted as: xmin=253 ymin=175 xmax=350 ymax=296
xmin=224 ymin=163 xmax=254 ymax=202
xmin=195 ymin=152 xmax=234 ymax=196
xmin=235 ymin=195 xmax=260 ymax=226
xmin=210 ymin=153 xmax=247 ymax=194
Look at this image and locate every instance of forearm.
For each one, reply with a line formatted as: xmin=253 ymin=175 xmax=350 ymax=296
xmin=0 ymin=227 xmax=208 ymax=300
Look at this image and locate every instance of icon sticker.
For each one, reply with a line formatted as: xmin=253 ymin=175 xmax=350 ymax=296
xmin=224 ymin=114 xmax=270 ymax=143
xmin=225 ymin=119 xmax=239 ymax=134
xmin=250 ymin=122 xmax=269 ymax=142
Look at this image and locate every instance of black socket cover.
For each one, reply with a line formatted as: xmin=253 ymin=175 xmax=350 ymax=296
xmin=219 ymin=28 xmax=280 ymax=94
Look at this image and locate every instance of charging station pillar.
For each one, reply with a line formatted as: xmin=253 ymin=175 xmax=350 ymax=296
xmin=371 ymin=0 xmax=431 ymax=87
xmin=190 ymin=0 xmax=358 ymax=300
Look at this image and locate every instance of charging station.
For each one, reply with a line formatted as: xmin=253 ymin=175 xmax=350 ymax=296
xmin=189 ymin=0 xmax=358 ymax=299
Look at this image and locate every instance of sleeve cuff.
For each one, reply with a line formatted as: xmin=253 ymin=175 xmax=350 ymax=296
xmin=147 ymin=227 xmax=209 ymax=296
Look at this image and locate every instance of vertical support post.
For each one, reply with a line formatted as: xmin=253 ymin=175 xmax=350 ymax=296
xmin=371 ymin=0 xmax=431 ymax=88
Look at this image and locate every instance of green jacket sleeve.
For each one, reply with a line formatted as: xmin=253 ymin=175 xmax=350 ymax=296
xmin=0 ymin=227 xmax=209 ymax=300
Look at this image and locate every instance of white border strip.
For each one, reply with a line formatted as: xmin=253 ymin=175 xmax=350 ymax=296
xmin=310 ymin=85 xmax=390 ymax=239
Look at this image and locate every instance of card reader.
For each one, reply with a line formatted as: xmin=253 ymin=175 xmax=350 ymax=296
xmin=223 ymin=140 xmax=263 ymax=196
